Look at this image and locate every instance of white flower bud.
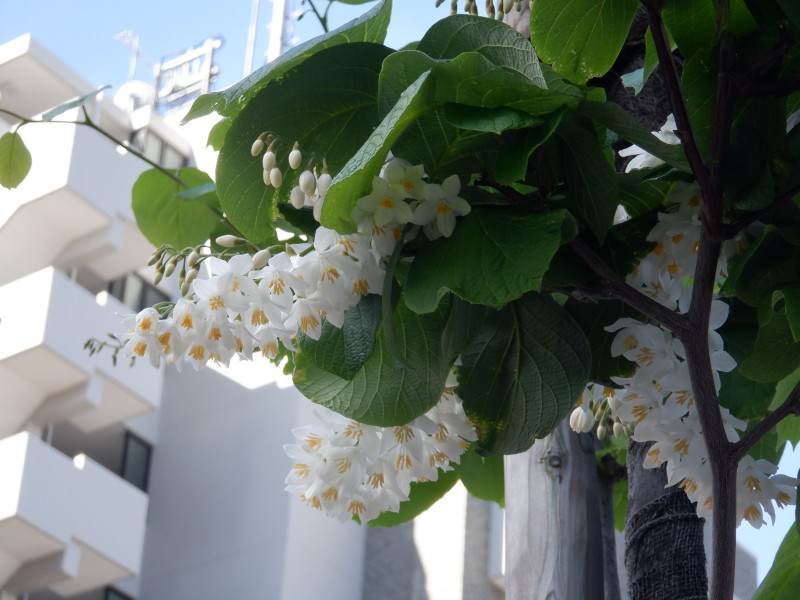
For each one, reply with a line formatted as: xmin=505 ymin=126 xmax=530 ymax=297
xmin=316 ymin=172 xmax=333 ymax=197
xmin=263 ymin=169 xmax=272 ymax=186
xmin=597 ymin=425 xmax=607 ymax=440
xmin=270 ymin=167 xmax=283 ymax=188
xmin=288 ymin=142 xmax=302 ymax=169
xmin=613 ymin=422 xmax=624 ymax=438
xmin=290 ymin=186 xmax=306 ymax=209
xmin=262 ymin=151 xmax=277 ymax=171
xmin=216 ymin=235 xmax=245 ymax=248
xmin=185 ymin=268 xmax=199 ymax=284
xmin=251 ymin=138 xmax=265 ymax=156
xmin=187 ymin=250 xmax=200 ymax=267
xmin=313 ymin=197 xmax=324 ymax=222
xmin=503 ymin=0 xmax=513 ymax=11
xmin=299 ymin=170 xmax=316 ymax=196
xmin=252 ymin=248 xmax=271 ymax=270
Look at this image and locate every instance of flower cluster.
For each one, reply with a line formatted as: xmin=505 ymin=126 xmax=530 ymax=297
xmin=570 ymin=181 xmax=798 ymax=528
xmin=284 ymin=370 xmax=477 ymax=522
xmin=618 ymin=114 xmax=680 ymax=172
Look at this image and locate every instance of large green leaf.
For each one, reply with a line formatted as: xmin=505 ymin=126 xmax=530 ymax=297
xmin=556 ymin=121 xmax=619 ymax=243
xmin=182 ymin=0 xmax=392 ymax=122
xmin=296 ymin=294 xmax=381 ymax=380
xmin=681 ymin=49 xmax=717 ymax=159
xmin=530 ymin=0 xmax=639 ymax=84
xmin=494 ymin=110 xmax=565 ymax=185
xmin=292 ymin=299 xmax=452 ymax=426
xmin=321 ymin=69 xmax=435 ymax=233
xmin=416 ymin=14 xmax=545 ymax=86
xmin=662 ymin=0 xmax=717 ymax=59
xmin=576 ymin=101 xmax=690 ymax=172
xmin=0 ymin=131 xmax=32 ymax=189
xmin=617 ymin=174 xmax=675 ymax=218
xmin=752 ymin=527 xmax=800 ymax=600
xmin=458 ymin=292 xmax=592 ymax=454
xmin=367 ymin=469 xmax=459 ymax=527
xmin=404 ymin=208 xmax=570 ymax=313
xmin=454 ymin=448 xmax=504 ymax=507
xmin=740 ymin=307 xmax=800 ymax=383
xmin=216 ymin=43 xmax=392 ymax=243
xmin=131 ymin=168 xmax=221 ymax=249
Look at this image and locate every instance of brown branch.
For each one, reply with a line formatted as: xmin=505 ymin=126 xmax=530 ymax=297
xmin=733 ymin=380 xmax=800 ymax=461
xmin=641 ymin=0 xmax=713 ymax=202
xmin=569 ymin=238 xmax=689 ymax=334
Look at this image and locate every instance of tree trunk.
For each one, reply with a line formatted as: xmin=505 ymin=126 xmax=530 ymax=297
xmin=624 ymin=441 xmax=707 ymax=600
xmin=505 ymin=420 xmax=605 ymax=599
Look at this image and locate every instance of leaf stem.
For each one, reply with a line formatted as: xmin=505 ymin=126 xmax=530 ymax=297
xmin=734 ymin=380 xmax=800 ymax=461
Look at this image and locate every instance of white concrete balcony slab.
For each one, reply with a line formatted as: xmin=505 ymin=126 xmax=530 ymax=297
xmin=0 ymin=108 xmax=154 ymax=287
xmin=0 ymin=432 xmax=148 ymax=596
xmin=0 ymin=267 xmax=162 ymax=437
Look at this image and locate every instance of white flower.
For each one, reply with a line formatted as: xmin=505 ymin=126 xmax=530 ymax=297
xmin=618 ymin=115 xmax=680 ymax=172
xmin=411 ymin=174 xmax=471 ymax=239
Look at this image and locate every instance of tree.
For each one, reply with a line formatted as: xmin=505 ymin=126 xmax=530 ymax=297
xmin=5 ymin=1 xmax=800 ymax=598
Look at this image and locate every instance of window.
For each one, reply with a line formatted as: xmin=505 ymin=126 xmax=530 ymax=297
xmin=129 ymin=128 xmax=189 ymax=169
xmin=121 ymin=432 xmax=153 ymax=492
xmin=108 ymin=272 xmax=169 ymax=312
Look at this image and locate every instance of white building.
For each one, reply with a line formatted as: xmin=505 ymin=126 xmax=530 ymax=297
xmin=0 ymin=34 xmax=497 ymax=600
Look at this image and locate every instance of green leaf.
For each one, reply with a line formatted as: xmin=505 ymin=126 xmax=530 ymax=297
xmin=404 ymin=208 xmax=570 ymax=313
xmin=217 ymin=42 xmax=392 ymax=243
xmin=41 ymin=86 xmax=110 ymax=121
xmin=321 ymin=69 xmax=434 ymax=234
xmin=621 ymin=68 xmax=645 ymax=95
xmin=614 ymin=478 xmax=628 ymax=531
xmin=752 ymin=526 xmax=800 ymax=600
xmin=773 ymin=369 xmax=800 ymax=451
xmin=206 ymin=117 xmax=232 ymax=151
xmin=747 ymin=429 xmax=783 ymax=465
xmin=576 ymin=101 xmax=690 ymax=172
xmin=564 ymin=299 xmax=636 ymax=383
xmin=740 ymin=307 xmax=800 ymax=383
xmin=643 ymin=26 xmax=676 ymax=87
xmin=296 ymin=295 xmax=381 ymax=379
xmin=455 ymin=448 xmax=504 ymax=507
xmin=778 ymin=0 xmax=800 ymax=29
xmin=292 ymin=299 xmax=452 ymax=426
xmin=494 ymin=110 xmax=565 ymax=185
xmin=459 ymin=292 xmax=592 ymax=454
xmin=416 ymin=14 xmax=545 ymax=86
xmin=530 ymin=0 xmax=639 ymax=84
xmin=131 ymin=168 xmax=221 ymax=249
xmin=182 ymin=0 xmax=392 ymax=122
xmin=0 ymin=131 xmax=32 ymax=189
xmin=368 ymin=469 xmax=459 ymax=527
xmin=681 ymin=49 xmax=717 ymax=158
xmin=443 ymin=104 xmax=542 ymax=134
xmin=617 ymin=174 xmax=675 ymax=218
xmin=556 ymin=121 xmax=619 ymax=243
xmin=662 ymin=0 xmax=717 ymax=59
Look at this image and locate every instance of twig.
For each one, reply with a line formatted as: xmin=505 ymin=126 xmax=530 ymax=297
xmin=734 ymin=379 xmax=800 ymax=460
xmin=708 ymin=33 xmax=736 ymax=240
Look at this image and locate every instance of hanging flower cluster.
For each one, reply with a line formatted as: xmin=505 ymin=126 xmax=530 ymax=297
xmin=570 ymin=181 xmax=798 ymax=528
xmin=285 ymin=369 xmax=477 ymax=522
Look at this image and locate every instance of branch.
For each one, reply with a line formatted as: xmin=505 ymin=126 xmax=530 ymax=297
xmin=641 ymin=1 xmax=713 ymax=203
xmin=734 ymin=379 xmax=800 ymax=461
xmin=708 ymin=33 xmax=736 ymax=239
xmin=725 ymin=183 xmax=800 ymax=236
xmin=569 ymin=238 xmax=689 ymax=334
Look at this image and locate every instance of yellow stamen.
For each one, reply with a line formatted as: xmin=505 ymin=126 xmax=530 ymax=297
xmin=188 ymin=345 xmax=205 ymax=360
xmin=379 ymin=197 xmax=394 ymax=209
xmin=133 ymin=341 xmax=147 ymax=357
xmin=335 ymin=456 xmax=351 ymax=474
xmin=394 ymin=426 xmax=415 ymax=443
xmin=304 ymin=433 xmax=322 ymax=451
xmin=293 ymin=463 xmax=310 ymax=479
xmin=139 ymin=317 xmax=153 ymax=332
xmin=209 ymin=295 xmax=225 ymax=310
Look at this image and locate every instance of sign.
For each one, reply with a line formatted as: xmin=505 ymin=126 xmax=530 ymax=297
xmin=154 ymin=37 xmax=223 ymax=111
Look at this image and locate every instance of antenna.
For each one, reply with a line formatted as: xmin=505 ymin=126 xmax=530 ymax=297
xmin=115 ymin=31 xmax=155 ymax=81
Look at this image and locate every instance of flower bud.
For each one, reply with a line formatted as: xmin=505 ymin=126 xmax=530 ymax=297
xmin=251 ymin=138 xmax=265 ymax=156
xmin=187 ymin=250 xmax=200 ymax=267
xmin=164 ymin=256 xmax=179 ymax=277
xmin=290 ymin=185 xmax=306 ymax=209
xmin=147 ymin=248 xmax=163 ymax=266
xmin=503 ymin=0 xmax=513 ymax=11
xmin=252 ymin=248 xmax=271 ymax=270
xmin=185 ymin=268 xmax=199 ymax=285
xmin=597 ymin=425 xmax=607 ymax=440
xmin=180 ymin=280 xmax=191 ymax=296
xmin=153 ymin=270 xmax=164 ymax=285
xmin=613 ymin=422 xmax=624 ymax=438
xmin=216 ymin=235 xmax=246 ymax=248
xmin=270 ymin=167 xmax=283 ymax=188
xmin=288 ymin=142 xmax=302 ymax=169
xmin=316 ymin=172 xmax=333 ymax=197
xmin=299 ymin=170 xmax=316 ymax=196
xmin=263 ymin=169 xmax=272 ymax=186
xmin=263 ymin=150 xmax=277 ymax=171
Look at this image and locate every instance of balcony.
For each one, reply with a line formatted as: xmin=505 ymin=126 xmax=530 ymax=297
xmin=0 ymin=432 xmax=148 ymax=596
xmin=0 ymin=267 xmax=162 ymax=438
xmin=0 ymin=108 xmax=155 ymax=287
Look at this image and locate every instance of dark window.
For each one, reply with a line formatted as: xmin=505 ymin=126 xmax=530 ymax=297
xmin=105 ymin=587 xmax=135 ymax=600
xmin=121 ymin=432 xmax=152 ymax=492
xmin=108 ymin=272 xmax=169 ymax=312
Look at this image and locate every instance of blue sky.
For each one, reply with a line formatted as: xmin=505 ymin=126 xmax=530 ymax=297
xmin=2 ymin=0 xmax=796 ymax=586
xmin=1 ymin=0 xmax=443 ymax=94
